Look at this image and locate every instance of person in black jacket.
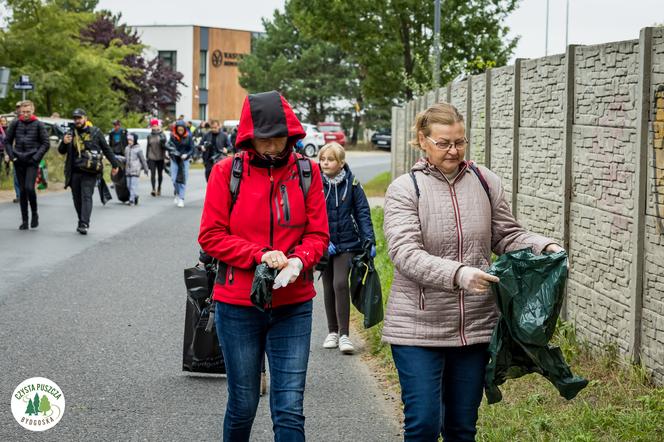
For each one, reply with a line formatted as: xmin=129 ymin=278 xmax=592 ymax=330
xmin=166 ymin=120 xmax=195 ymax=207
xmin=146 ymin=119 xmax=167 ymax=196
xmin=318 ymin=142 xmax=375 ymax=354
xmin=58 ymin=108 xmax=120 ymax=234
xmin=198 ymin=119 xmax=231 ymax=181
xmin=4 ymin=101 xmax=49 ymax=230
xmin=108 ymin=119 xmax=128 ymax=156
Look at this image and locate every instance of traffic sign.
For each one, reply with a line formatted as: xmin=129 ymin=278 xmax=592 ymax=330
xmin=13 ymin=82 xmax=34 ymax=90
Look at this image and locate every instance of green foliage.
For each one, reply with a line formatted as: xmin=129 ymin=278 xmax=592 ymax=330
xmin=0 ymin=0 xmax=141 ymax=130
xmin=239 ymin=3 xmax=356 ymax=125
xmin=363 ymin=171 xmax=391 ymax=197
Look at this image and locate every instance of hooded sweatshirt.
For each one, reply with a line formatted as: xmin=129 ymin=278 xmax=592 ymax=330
xmin=198 ymin=91 xmax=329 ymax=308
xmin=167 ymin=121 xmax=194 ymax=158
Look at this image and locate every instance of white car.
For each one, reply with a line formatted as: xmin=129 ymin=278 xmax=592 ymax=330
xmin=300 ymin=123 xmax=325 ymax=157
xmin=127 ymin=128 xmax=170 ymax=158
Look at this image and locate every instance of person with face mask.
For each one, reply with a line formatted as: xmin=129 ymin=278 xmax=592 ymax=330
xmin=198 ymin=119 xmax=231 ymax=181
xmin=58 ymin=108 xmax=120 ymax=234
xmin=198 ymin=91 xmax=329 ymax=442
xmin=4 ymin=100 xmax=49 ymax=230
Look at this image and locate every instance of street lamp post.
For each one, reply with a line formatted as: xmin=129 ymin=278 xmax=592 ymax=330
xmin=565 ymin=0 xmax=570 ymax=47
xmin=433 ymin=0 xmax=441 ymax=88
xmin=545 ymin=0 xmax=550 ymax=56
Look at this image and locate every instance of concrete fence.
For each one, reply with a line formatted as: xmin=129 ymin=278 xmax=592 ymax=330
xmin=390 ymin=27 xmax=664 ymax=383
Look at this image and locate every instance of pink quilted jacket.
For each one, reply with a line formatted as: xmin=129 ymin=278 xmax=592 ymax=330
xmin=382 ymin=159 xmax=554 ymax=347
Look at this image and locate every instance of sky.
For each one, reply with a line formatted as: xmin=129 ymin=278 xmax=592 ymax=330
xmin=99 ymin=0 xmax=663 ymax=61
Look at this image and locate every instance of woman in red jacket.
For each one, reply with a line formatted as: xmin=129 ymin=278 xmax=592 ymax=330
xmin=199 ymin=91 xmax=329 ymax=442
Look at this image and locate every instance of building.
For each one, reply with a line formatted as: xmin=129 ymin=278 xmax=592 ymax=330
xmin=132 ymin=25 xmax=253 ymax=122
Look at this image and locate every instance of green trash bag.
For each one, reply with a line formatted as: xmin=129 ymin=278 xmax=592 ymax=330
xmin=484 ymin=248 xmax=588 ymax=404
xmin=250 ymin=263 xmax=278 ymax=312
xmin=349 ymin=250 xmax=384 ymax=329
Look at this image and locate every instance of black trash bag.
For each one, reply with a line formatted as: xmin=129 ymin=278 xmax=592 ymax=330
xmin=182 ymin=264 xmax=225 ymax=374
xmin=111 ymin=156 xmax=130 ymax=202
xmin=484 ymin=248 xmax=588 ymax=404
xmin=97 ymin=177 xmax=113 ymax=205
xmin=250 ymin=263 xmax=278 ymax=311
xmin=349 ymin=249 xmax=384 ymax=329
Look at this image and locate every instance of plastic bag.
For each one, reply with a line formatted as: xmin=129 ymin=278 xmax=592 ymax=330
xmin=349 ymin=250 xmax=384 ymax=328
xmin=484 ymin=248 xmax=588 ymax=404
xmin=182 ymin=264 xmax=225 ymax=374
xmin=250 ymin=263 xmax=278 ymax=311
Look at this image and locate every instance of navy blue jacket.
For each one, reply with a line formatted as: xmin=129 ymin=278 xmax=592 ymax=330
xmin=167 ymin=122 xmax=195 ymax=159
xmin=322 ymin=164 xmax=375 ymax=253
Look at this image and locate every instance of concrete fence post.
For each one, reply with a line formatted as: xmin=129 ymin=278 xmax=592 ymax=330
xmin=446 ymin=83 xmax=452 ymax=102
xmin=485 ymin=69 xmax=492 ymax=169
xmin=511 ymin=59 xmax=524 ymax=216
xmin=466 ymin=76 xmax=473 ymax=161
xmin=629 ymin=26 xmax=653 ymax=363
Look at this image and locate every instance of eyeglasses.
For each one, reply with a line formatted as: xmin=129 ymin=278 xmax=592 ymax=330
xmin=426 ymin=136 xmax=468 ymax=151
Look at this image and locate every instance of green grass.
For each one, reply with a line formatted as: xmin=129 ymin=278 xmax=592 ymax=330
xmin=351 ymin=207 xmax=664 ymax=441
xmin=363 ymin=171 xmax=391 ymax=197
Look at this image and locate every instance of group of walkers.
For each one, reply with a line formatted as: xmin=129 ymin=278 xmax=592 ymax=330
xmin=198 ymin=91 xmax=565 ymax=442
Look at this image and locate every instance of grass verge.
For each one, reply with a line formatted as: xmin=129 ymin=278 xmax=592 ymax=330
xmin=351 ymin=207 xmax=664 ymax=441
xmin=363 ymin=171 xmax=391 ymax=197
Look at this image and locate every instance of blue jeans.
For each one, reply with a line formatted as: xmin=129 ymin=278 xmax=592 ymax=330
xmin=170 ymin=158 xmax=189 ymax=199
xmin=215 ymin=300 xmax=313 ymax=442
xmin=391 ymin=344 xmax=489 ymax=442
xmin=127 ymin=176 xmax=139 ymax=202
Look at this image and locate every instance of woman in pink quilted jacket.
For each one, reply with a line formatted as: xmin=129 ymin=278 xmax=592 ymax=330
xmin=383 ymin=102 xmax=563 ymax=441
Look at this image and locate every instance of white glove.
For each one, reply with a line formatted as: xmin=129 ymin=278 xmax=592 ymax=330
xmin=455 ymin=266 xmax=500 ymax=295
xmin=181 ymin=154 xmax=189 ymax=161
xmin=273 ymin=258 xmax=303 ymax=289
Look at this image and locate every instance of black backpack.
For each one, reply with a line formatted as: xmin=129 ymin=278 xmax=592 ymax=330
xmin=228 ymin=151 xmax=313 ymax=214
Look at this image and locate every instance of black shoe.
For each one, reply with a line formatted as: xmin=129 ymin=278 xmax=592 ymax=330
xmin=151 ymin=190 xmax=156 ymax=197
xmin=13 ymin=198 xmax=18 ymax=203
xmin=19 ymin=222 xmax=28 ymax=230
xmin=30 ymin=213 xmax=39 ymax=229
xmin=135 ymin=196 xmax=139 ymax=205
xmin=76 ymin=224 xmax=88 ymax=235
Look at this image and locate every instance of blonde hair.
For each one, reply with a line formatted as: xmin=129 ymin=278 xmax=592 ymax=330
xmin=21 ymin=100 xmax=34 ymax=109
xmin=410 ymin=102 xmax=464 ymax=149
xmin=318 ymin=142 xmax=345 ymax=164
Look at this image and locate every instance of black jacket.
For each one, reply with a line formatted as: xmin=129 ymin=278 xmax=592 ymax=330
xmin=108 ymin=128 xmax=128 ymax=155
xmin=5 ymin=117 xmax=49 ymax=165
xmin=322 ymin=164 xmax=375 ymax=253
xmin=199 ymin=131 xmax=231 ymax=166
xmin=167 ymin=130 xmax=195 ymax=159
xmin=58 ymin=125 xmax=120 ymax=188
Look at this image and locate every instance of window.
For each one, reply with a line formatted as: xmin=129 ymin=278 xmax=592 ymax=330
xmin=158 ymin=51 xmax=177 ymax=69
xmin=199 ymin=104 xmax=207 ymax=121
xmin=199 ymin=50 xmax=207 ymax=90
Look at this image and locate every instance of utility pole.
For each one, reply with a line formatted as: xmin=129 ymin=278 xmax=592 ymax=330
xmin=433 ymin=0 xmax=441 ymax=87
xmin=545 ymin=0 xmax=550 ymax=56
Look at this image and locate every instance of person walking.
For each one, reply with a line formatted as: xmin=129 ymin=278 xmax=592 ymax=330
xmin=4 ymin=101 xmax=49 ymax=230
xmin=199 ymin=119 xmax=231 ymax=181
xmin=146 ymin=119 xmax=167 ymax=196
xmin=124 ymin=133 xmax=149 ymax=206
xmin=382 ymin=102 xmax=564 ymax=441
xmin=198 ymin=90 xmax=328 ymax=442
xmin=0 ymin=116 xmax=9 ymax=180
xmin=166 ymin=120 xmax=195 ymax=208
xmin=58 ymin=108 xmax=120 ymax=234
xmin=108 ymin=119 xmax=128 ymax=156
xmin=318 ymin=142 xmax=375 ymax=354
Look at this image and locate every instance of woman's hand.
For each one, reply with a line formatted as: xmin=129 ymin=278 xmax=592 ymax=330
xmin=455 ymin=266 xmax=500 ymax=295
xmin=261 ymin=250 xmax=288 ymax=270
xmin=273 ymin=258 xmax=303 ymax=289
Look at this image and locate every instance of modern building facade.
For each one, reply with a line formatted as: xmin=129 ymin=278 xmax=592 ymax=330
xmin=132 ymin=25 xmax=253 ymax=122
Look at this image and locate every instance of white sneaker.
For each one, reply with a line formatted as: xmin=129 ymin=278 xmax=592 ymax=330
xmin=323 ymin=332 xmax=339 ymax=349
xmin=174 ymin=197 xmax=179 ymax=205
xmin=177 ymin=199 xmax=184 ymax=208
xmin=339 ymin=335 xmax=354 ymax=354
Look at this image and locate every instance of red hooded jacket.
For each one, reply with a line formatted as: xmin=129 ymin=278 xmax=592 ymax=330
xmin=198 ymin=91 xmax=329 ymax=307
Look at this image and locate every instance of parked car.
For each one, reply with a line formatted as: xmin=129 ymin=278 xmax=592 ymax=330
xmin=317 ymin=122 xmax=346 ymax=146
xmin=127 ymin=127 xmax=170 ymax=158
xmin=300 ymin=123 xmax=325 ymax=157
xmin=371 ymin=128 xmax=392 ymax=150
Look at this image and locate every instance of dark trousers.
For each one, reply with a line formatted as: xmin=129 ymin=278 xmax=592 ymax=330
xmin=215 ymin=300 xmax=313 ymax=442
xmin=70 ymin=171 xmax=97 ymax=227
xmin=148 ymin=159 xmax=164 ymax=191
xmin=391 ymin=343 xmax=489 ymax=442
xmin=205 ymin=164 xmax=213 ymax=181
xmin=14 ymin=162 xmax=38 ymax=221
xmin=322 ymin=252 xmax=354 ymax=336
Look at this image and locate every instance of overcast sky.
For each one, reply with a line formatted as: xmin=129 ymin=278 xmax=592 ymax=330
xmin=98 ymin=0 xmax=663 ymax=61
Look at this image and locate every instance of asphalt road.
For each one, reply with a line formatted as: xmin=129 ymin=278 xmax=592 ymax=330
xmin=0 ymin=152 xmax=398 ymax=441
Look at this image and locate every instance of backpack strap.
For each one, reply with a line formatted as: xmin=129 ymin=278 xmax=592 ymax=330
xmin=468 ymin=161 xmax=491 ymax=207
xmin=228 ymin=152 xmax=244 ymax=214
xmin=294 ymin=153 xmax=312 ymax=199
xmin=409 ymin=171 xmax=420 ymax=199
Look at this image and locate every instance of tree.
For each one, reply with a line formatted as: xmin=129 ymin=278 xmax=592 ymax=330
xmin=80 ymin=10 xmax=184 ymax=114
xmin=32 ymin=393 xmax=40 ymax=414
xmin=25 ymin=398 xmax=36 ymax=416
xmin=291 ymin=0 xmax=519 ymax=108
xmin=238 ymin=2 xmax=357 ymax=126
xmin=38 ymin=395 xmax=51 ymax=415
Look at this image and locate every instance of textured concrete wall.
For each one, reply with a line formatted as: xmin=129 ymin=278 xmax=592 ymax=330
xmin=392 ymin=28 xmax=664 ymax=383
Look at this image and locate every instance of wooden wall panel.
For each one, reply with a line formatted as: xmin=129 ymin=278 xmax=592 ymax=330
xmin=192 ymin=26 xmax=201 ymax=118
